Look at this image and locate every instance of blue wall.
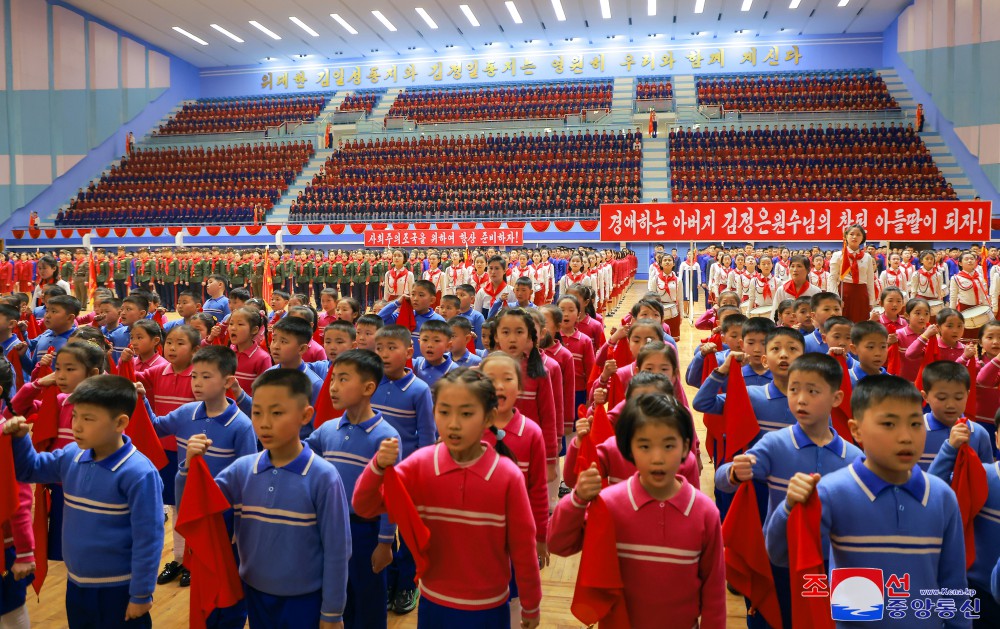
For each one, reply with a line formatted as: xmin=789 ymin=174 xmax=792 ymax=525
xmin=200 ymin=33 xmax=885 ymax=98
xmin=882 ymin=18 xmax=999 ymax=203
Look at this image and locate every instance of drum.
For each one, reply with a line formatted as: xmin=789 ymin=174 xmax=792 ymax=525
xmin=962 ymin=305 xmax=992 ymax=329
xmin=749 ymin=306 xmax=772 ymax=318
xmin=926 ymin=299 xmax=944 ymax=315
xmin=664 ymin=303 xmax=679 ymax=320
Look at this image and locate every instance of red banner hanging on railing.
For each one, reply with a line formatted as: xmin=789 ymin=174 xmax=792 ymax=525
xmin=600 ymin=200 xmax=992 ymax=242
xmin=364 ymin=228 xmax=523 ymax=248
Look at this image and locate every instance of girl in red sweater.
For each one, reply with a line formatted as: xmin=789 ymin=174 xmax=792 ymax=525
xmin=355 ymin=368 xmax=542 ymax=628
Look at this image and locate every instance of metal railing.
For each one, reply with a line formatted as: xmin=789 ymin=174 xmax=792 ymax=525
xmin=284 ymin=211 xmax=602 ymax=224
xmin=356 ymin=109 xmax=618 ymax=134
xmin=634 ymin=98 xmax=675 ymax=113
xmin=708 ymin=107 xmax=907 ymax=124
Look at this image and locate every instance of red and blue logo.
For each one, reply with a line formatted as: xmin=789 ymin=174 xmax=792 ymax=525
xmin=830 ymin=568 xmax=884 ymax=621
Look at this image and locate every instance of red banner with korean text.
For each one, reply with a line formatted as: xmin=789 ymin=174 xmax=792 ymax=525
xmin=364 ymin=228 xmax=524 ymax=248
xmin=600 ymin=201 xmax=992 ymax=242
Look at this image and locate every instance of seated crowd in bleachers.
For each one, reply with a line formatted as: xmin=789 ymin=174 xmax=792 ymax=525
xmin=154 ymin=94 xmax=327 ymax=135
xmin=288 ymin=129 xmax=641 ymax=222
xmin=56 ymin=141 xmax=314 ymax=226
xmin=386 ymin=81 xmax=613 ymax=123
xmin=339 ymin=90 xmax=382 ymax=115
xmin=636 ymin=77 xmax=673 ymax=100
xmin=696 ymin=69 xmax=898 ymax=112
xmin=669 ymin=122 xmax=956 ymax=201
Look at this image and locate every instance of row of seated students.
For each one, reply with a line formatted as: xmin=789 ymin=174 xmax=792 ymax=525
xmin=635 ymin=78 xmax=673 ymax=100
xmin=387 ymin=83 xmax=612 ymax=122
xmin=339 ymin=92 xmax=381 ymax=114
xmin=670 ymin=120 xmax=921 ymax=147
xmin=155 ymin=95 xmax=326 ymax=135
xmin=696 ymin=69 xmax=898 ymax=111
xmin=57 ymin=142 xmax=313 ymax=226
xmin=289 ymin=130 xmax=640 ymax=221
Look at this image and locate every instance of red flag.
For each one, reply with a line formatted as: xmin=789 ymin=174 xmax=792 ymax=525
xmin=951 ymin=422 xmax=989 ymax=570
xmin=153 ymin=309 xmax=166 ymax=328
xmin=574 ymin=404 xmax=614 ymax=480
xmin=396 ymin=298 xmax=416 ymax=332
xmin=24 ymin=313 xmax=40 ymax=340
xmin=722 ymin=363 xmax=760 ymax=462
xmin=6 ymin=349 xmax=24 ymax=390
xmin=312 ymin=368 xmax=336 ymax=428
xmin=788 ymin=490 xmax=834 ymax=629
xmin=29 ymin=366 xmax=59 ymax=453
xmin=722 ymin=482 xmax=782 ymax=629
xmin=606 ymin=369 xmax=625 ymax=410
xmin=830 ymin=354 xmax=855 ymax=445
xmin=914 ymin=335 xmax=940 ymax=391
xmin=383 ymin=465 xmax=430 ymax=583
xmin=612 ymin=340 xmax=634 ymax=367
xmin=261 ymin=249 xmax=273 ymax=306
xmin=966 ymin=359 xmax=979 ymax=422
xmin=701 ymin=335 xmax=724 ymax=466
xmin=0 ymin=434 xmax=20 ymax=525
xmin=87 ymin=251 xmax=97 ymax=309
xmin=31 ymin=484 xmax=49 ymax=595
xmin=175 ymin=456 xmax=244 ymax=629
xmin=125 ymin=397 xmax=168 ymax=470
xmin=570 ymin=496 xmax=630 ymax=628
xmin=884 ymin=320 xmax=901 ymax=376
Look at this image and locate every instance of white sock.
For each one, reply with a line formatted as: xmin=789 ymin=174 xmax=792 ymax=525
xmin=546 ymin=461 xmax=560 ymax=511
xmin=171 ymin=506 xmax=185 ymax=563
xmin=0 ymin=605 xmax=30 ymax=629
xmin=508 ymin=597 xmax=522 ymax=627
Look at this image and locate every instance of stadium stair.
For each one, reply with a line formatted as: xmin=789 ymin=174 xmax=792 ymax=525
xmin=267 ymin=147 xmax=340 ymax=223
xmin=671 ymin=76 xmax=698 ymax=125
xmin=610 ymin=77 xmax=635 ymax=124
xmin=370 ymin=88 xmax=404 ymax=123
xmin=642 ymin=136 xmax=669 ymax=203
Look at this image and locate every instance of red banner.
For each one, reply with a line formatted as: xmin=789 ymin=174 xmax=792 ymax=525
xmin=600 ymin=201 xmax=993 ymax=242
xmin=365 ymin=228 xmax=523 ymax=248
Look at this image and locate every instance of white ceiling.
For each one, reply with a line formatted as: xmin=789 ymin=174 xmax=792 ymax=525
xmin=64 ymin=0 xmax=913 ymax=68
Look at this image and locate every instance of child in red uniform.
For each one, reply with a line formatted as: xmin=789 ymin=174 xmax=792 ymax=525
xmin=128 ymin=319 xmax=166 ymax=372
xmin=355 ymin=368 xmax=542 ymax=628
xmin=539 ymin=305 xmax=576 ymax=440
xmin=896 ymin=298 xmax=931 ymax=382
xmin=556 ymin=295 xmax=596 ymax=409
xmin=227 ymin=307 xmax=271 ymax=392
xmin=550 ymin=393 xmax=725 ymax=629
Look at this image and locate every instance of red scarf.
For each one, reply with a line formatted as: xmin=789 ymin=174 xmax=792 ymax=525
xmin=383 ymin=466 xmax=431 ymax=583
xmin=388 ymin=268 xmax=409 ymax=295
xmin=755 ymin=274 xmax=773 ymax=301
xmin=483 ymin=282 xmax=507 ymax=306
xmin=951 ymin=420 xmax=989 ymax=569
xmin=788 ymin=491 xmax=835 ymax=629
xmin=841 ymin=247 xmax=864 ymax=283
xmin=885 ymin=268 xmax=903 ymax=287
xmin=571 ymin=496 xmax=629 ymax=628
xmin=881 ymin=315 xmax=902 ymax=375
xmin=565 ymin=272 xmax=585 ymax=285
xmin=471 ymin=271 xmax=488 ymax=290
xmin=956 ymin=271 xmax=985 ymax=303
xmin=722 ymin=482 xmax=782 ymax=629
xmin=656 ymin=269 xmax=676 ymax=301
xmin=783 ymin=279 xmax=809 ymax=299
xmin=916 ymin=268 xmax=937 ymax=294
xmin=831 ymin=354 xmax=856 ymax=444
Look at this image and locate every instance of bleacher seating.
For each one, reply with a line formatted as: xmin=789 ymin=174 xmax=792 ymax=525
xmin=386 ymin=81 xmax=613 ymax=123
xmin=636 ymin=78 xmax=673 ymax=100
xmin=56 ymin=141 xmax=314 ymax=226
xmin=696 ymin=69 xmax=897 ymax=112
xmin=339 ymin=90 xmax=382 ymax=115
xmin=289 ymin=130 xmax=641 ymax=222
xmin=669 ymin=122 xmax=955 ymax=202
xmin=154 ymin=94 xmax=327 ymax=135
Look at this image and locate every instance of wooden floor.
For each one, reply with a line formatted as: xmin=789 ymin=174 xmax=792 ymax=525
xmin=26 ymin=283 xmax=751 ymax=628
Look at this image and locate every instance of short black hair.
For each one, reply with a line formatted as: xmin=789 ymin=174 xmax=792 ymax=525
xmin=271 ymin=290 xmax=290 ymax=301
xmin=788 ymin=353 xmax=843 ymax=391
xmin=765 ymin=326 xmax=807 ymax=350
xmin=100 ymin=297 xmax=123 ymax=310
xmin=788 ymin=254 xmax=810 ymax=269
xmin=0 ymin=304 xmax=20 ymax=322
xmin=823 ymin=316 xmax=854 ymax=334
xmin=374 ymin=324 xmax=412 ymax=346
xmin=66 ymin=375 xmax=137 ymax=419
xmin=440 ymin=294 xmax=461 ymax=309
xmin=851 ymin=374 xmax=922 ymax=422
xmin=615 ymin=393 xmax=694 ymax=464
xmin=742 ymin=316 xmax=776 ymax=338
xmin=192 ymin=345 xmax=238 ymax=377
xmin=288 ymin=305 xmax=317 ymax=332
xmin=418 ymin=319 xmax=452 ymax=338
xmin=356 ymin=314 xmax=384 ymax=330
xmin=448 ymin=316 xmax=472 ymax=334
xmin=810 ymin=291 xmax=843 ymax=310
xmin=514 ymin=277 xmax=533 ymax=290
xmin=123 ymin=294 xmax=150 ymax=312
xmin=625 ymin=370 xmax=674 ymax=399
xmin=851 ymin=321 xmax=889 ymax=345
xmin=273 ymin=315 xmax=314 ymax=345
xmin=411 ymin=279 xmax=436 ymax=296
xmin=252 ymin=367 xmax=312 ymax=402
xmin=131 ymin=319 xmax=163 ymax=345
xmin=720 ymin=313 xmax=748 ymax=335
xmin=920 ymin=360 xmax=971 ymax=392
xmin=47 ymin=294 xmax=81 ymax=316
xmin=455 ymin=283 xmax=476 ymax=296
xmin=630 ymin=298 xmax=664 ymax=320
xmin=42 ymin=285 xmax=67 ymax=298
xmin=177 ymin=291 xmax=201 ymax=304
xmin=333 ymin=349 xmax=384 ymax=386
xmin=229 ymin=287 xmax=251 ymax=303
xmin=325 ymin=319 xmax=357 ymax=342
xmin=936 ymin=308 xmax=964 ymax=326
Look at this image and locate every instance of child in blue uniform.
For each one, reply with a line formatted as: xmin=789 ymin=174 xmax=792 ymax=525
xmin=186 ymin=369 xmax=351 ymax=628
xmin=306 ymin=350 xmax=400 ymax=629
xmin=4 ymin=376 xmax=164 ymax=629
xmin=919 ymin=360 xmax=994 ymax=470
xmin=767 ymin=375 xmax=970 ymax=629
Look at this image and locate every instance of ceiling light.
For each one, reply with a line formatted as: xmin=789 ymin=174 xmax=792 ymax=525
xmin=289 ymin=17 xmax=319 ymax=37
xmin=838 ymin=0 xmax=850 ymax=5
xmin=460 ymin=5 xmax=480 ymax=27
xmin=249 ymin=21 xmax=281 ymax=40
xmin=600 ymin=0 xmax=611 ymax=19
xmin=210 ymin=24 xmax=244 ymax=43
xmin=789 ymin=0 xmax=802 ymax=8
xmin=648 ymin=0 xmax=656 ymax=16
xmin=173 ymin=27 xmax=208 ymax=45
xmin=330 ymin=14 xmax=358 ymax=35
xmin=505 ymin=1 xmax=523 ymax=24
xmin=552 ymin=0 xmax=566 ymax=21
xmin=415 ymin=8 xmax=438 ymax=29
xmin=741 ymin=0 xmax=753 ymax=10
xmin=371 ymin=10 xmax=397 ymax=32
xmin=694 ymin=0 xmax=705 ymax=13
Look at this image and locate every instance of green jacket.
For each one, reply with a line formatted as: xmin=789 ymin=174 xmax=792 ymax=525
xmin=135 ymin=259 xmax=154 ymax=283
xmin=95 ymin=260 xmax=111 ymax=283
xmin=162 ymin=259 xmax=178 ymax=283
xmin=294 ymin=261 xmax=315 ymax=283
xmin=112 ymin=256 xmax=131 ymax=281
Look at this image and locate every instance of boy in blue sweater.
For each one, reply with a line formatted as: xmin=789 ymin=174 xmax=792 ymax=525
xmin=804 ymin=292 xmax=843 ymax=354
xmin=715 ymin=353 xmax=863 ymax=629
xmin=848 ymin=320 xmax=889 ymax=384
xmin=412 ymin=319 xmax=458 ymax=388
xmin=306 ymin=350 xmax=400 ymax=629
xmin=929 ymin=415 xmax=1000 ymax=627
xmin=454 ymin=284 xmax=486 ymax=351
xmin=4 ymin=376 xmax=164 ymax=629
xmin=24 ymin=294 xmax=79 ymax=371
xmin=767 ymin=375 xmax=970 ymax=629
xmin=919 ymin=360 xmax=994 ymax=470
xmin=684 ymin=308 xmax=744 ymax=387
xmin=187 ymin=369 xmax=351 ymax=629
xmin=378 ymin=280 xmax=445 ymax=359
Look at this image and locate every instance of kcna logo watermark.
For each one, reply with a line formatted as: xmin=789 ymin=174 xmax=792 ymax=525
xmin=800 ymin=568 xmax=980 ymax=622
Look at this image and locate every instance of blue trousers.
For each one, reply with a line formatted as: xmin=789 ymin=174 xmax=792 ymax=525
xmin=388 ymin=536 xmax=416 ymax=594
xmin=417 ymin=596 xmax=510 ymax=629
xmin=244 ymin=583 xmax=321 ymax=629
xmin=346 ymin=519 xmax=387 ymax=629
xmin=48 ymin=484 xmax=65 ymax=561
xmin=0 ymin=547 xmax=30 ymax=615
xmin=159 ymin=449 xmax=178 ymax=506
xmin=65 ymin=583 xmax=151 ymax=629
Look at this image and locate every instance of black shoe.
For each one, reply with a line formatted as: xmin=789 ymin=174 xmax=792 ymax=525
xmin=558 ymin=482 xmax=572 ymax=498
xmin=156 ymin=561 xmax=183 ymax=585
xmin=386 ymin=586 xmax=396 ymax=612
xmin=179 ymin=568 xmax=191 ymax=587
xmin=393 ymin=588 xmax=418 ymax=615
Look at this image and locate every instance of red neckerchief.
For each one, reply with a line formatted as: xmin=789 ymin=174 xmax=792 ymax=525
xmin=756 ymin=273 xmax=773 ymax=301
xmin=956 ymin=271 xmax=985 ymax=303
xmin=777 ymin=259 xmax=790 ymax=273
xmin=842 ymin=247 xmax=864 ymax=284
xmin=565 ymin=272 xmax=585 ymax=284
xmin=886 ymin=268 xmax=903 ymax=286
xmin=472 ymin=271 xmax=488 ymax=290
xmin=917 ymin=268 xmax=936 ymax=290
xmin=447 ymin=266 xmax=462 ymax=284
xmin=784 ymin=279 xmax=810 ymax=299
xmin=73 ymin=259 xmax=85 ymax=273
xmin=483 ymin=281 xmax=507 ymax=306
xmin=426 ymin=268 xmax=442 ymax=285
xmin=656 ymin=269 xmax=676 ymax=300
xmin=388 ymin=267 xmax=409 ymax=295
